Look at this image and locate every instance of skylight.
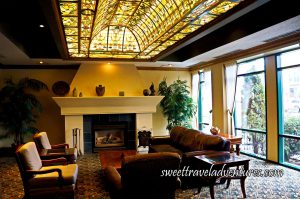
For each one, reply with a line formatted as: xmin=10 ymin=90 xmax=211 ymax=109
xmin=58 ymin=0 xmax=244 ymax=60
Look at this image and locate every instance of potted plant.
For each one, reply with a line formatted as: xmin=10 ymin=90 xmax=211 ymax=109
xmin=158 ymin=78 xmax=196 ymax=131
xmin=0 ymin=78 xmax=48 ymax=148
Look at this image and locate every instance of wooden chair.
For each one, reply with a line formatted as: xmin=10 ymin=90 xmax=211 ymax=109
xmin=15 ymin=142 xmax=78 ymax=199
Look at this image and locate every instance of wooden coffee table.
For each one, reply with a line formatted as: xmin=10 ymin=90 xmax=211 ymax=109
xmin=194 ymin=151 xmax=250 ymax=199
xmin=99 ymin=150 xmax=137 ymax=169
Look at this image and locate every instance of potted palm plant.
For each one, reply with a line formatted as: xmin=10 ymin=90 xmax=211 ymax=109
xmin=158 ymin=78 xmax=196 ymax=131
xmin=0 ymin=78 xmax=48 ymax=148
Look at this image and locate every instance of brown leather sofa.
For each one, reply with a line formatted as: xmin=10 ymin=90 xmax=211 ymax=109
xmin=149 ymin=126 xmax=230 ymax=188
xmin=104 ymin=152 xmax=181 ymax=199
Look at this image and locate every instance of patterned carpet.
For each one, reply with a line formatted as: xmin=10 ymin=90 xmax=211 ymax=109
xmin=1 ymin=153 xmax=300 ymax=199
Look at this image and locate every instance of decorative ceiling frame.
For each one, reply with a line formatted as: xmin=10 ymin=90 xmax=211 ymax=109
xmin=57 ymin=0 xmax=247 ymax=61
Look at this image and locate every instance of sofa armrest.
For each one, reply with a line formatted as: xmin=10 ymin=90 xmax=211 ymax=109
xmin=150 ymin=136 xmax=171 ymax=145
xmin=104 ymin=166 xmax=123 ymax=199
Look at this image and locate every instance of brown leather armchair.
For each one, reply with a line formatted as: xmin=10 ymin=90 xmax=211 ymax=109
xmin=104 ymin=152 xmax=181 ymax=199
xmin=15 ymin=142 xmax=78 ymax=199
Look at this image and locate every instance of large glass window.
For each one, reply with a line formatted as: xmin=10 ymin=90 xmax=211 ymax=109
xmin=198 ymin=70 xmax=212 ymax=132
xmin=277 ymin=48 xmax=300 ymax=169
xmin=235 ymin=58 xmax=266 ymax=158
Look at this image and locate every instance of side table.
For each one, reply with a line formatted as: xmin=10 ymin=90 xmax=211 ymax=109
xmin=218 ymin=133 xmax=242 ymax=155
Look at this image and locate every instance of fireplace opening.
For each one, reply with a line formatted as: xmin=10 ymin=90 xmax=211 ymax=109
xmin=92 ymin=123 xmax=128 ymax=151
xmin=94 ymin=125 xmax=126 ymax=147
xmin=84 ymin=114 xmax=136 ymax=153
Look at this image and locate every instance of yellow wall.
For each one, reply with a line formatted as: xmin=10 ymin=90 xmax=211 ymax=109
xmin=138 ymin=69 xmax=191 ymax=136
xmin=0 ymin=69 xmax=77 ymax=147
xmin=69 ymin=63 xmax=192 ymax=136
xmin=211 ymin=64 xmax=227 ymax=132
xmin=70 ymin=63 xmax=146 ymax=96
xmin=0 ymin=66 xmax=191 ymax=147
xmin=265 ymin=56 xmax=278 ymax=162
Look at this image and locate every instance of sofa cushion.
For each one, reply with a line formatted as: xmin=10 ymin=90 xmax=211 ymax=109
xmin=178 ymin=129 xmax=204 ymax=152
xmin=169 ymin=126 xmax=187 ymax=145
xmin=29 ymin=164 xmax=78 ymax=188
xmin=169 ymin=126 xmax=226 ymax=152
xmin=149 ymin=144 xmax=183 ymax=156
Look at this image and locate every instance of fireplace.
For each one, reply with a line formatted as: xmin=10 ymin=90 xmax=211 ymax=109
xmin=93 ymin=124 xmax=126 ymax=148
xmin=53 ymin=96 xmax=163 ymax=154
xmin=88 ymin=114 xmax=136 ymax=152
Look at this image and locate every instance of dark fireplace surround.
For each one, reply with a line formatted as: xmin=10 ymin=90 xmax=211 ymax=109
xmin=83 ymin=114 xmax=136 ymax=153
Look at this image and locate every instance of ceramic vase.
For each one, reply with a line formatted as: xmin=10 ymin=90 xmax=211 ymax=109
xmin=96 ymin=85 xmax=105 ymax=96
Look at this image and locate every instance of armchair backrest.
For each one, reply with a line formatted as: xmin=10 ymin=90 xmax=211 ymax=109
xmin=16 ymin=142 xmax=43 ymax=171
xmin=33 ymin=132 xmax=51 ymax=150
xmin=15 ymin=142 xmax=43 ymax=193
xmin=121 ymin=152 xmax=181 ymax=199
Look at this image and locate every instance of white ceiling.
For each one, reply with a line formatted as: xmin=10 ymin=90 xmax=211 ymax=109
xmin=0 ymin=15 xmax=299 ymax=68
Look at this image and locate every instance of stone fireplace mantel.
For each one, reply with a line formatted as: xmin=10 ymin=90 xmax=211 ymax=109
xmin=53 ymin=96 xmax=164 ymax=154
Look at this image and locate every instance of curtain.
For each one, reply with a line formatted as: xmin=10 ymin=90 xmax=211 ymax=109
xmin=224 ymin=62 xmax=238 ymax=135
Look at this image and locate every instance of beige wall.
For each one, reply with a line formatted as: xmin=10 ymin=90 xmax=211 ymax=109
xmin=138 ymin=69 xmax=191 ymax=136
xmin=0 ymin=69 xmax=77 ymax=147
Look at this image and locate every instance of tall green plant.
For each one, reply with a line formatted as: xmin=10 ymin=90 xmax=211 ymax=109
xmin=0 ymin=78 xmax=48 ymax=145
xmin=158 ymin=78 xmax=196 ymax=131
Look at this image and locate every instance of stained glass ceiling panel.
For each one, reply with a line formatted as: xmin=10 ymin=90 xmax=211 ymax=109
xmin=57 ymin=0 xmax=245 ymax=60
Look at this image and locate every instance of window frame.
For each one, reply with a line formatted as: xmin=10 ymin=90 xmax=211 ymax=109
xmin=276 ymin=47 xmax=300 ymax=170
xmin=234 ymin=57 xmax=267 ymax=159
xmin=198 ymin=69 xmax=212 ymax=131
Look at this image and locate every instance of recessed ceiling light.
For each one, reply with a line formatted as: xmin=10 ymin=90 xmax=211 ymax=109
xmin=39 ymin=61 xmax=43 ymax=64
xmin=39 ymin=24 xmax=44 ymax=28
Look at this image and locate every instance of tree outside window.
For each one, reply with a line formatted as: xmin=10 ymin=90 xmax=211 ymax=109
xmin=235 ymin=58 xmax=266 ymax=158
